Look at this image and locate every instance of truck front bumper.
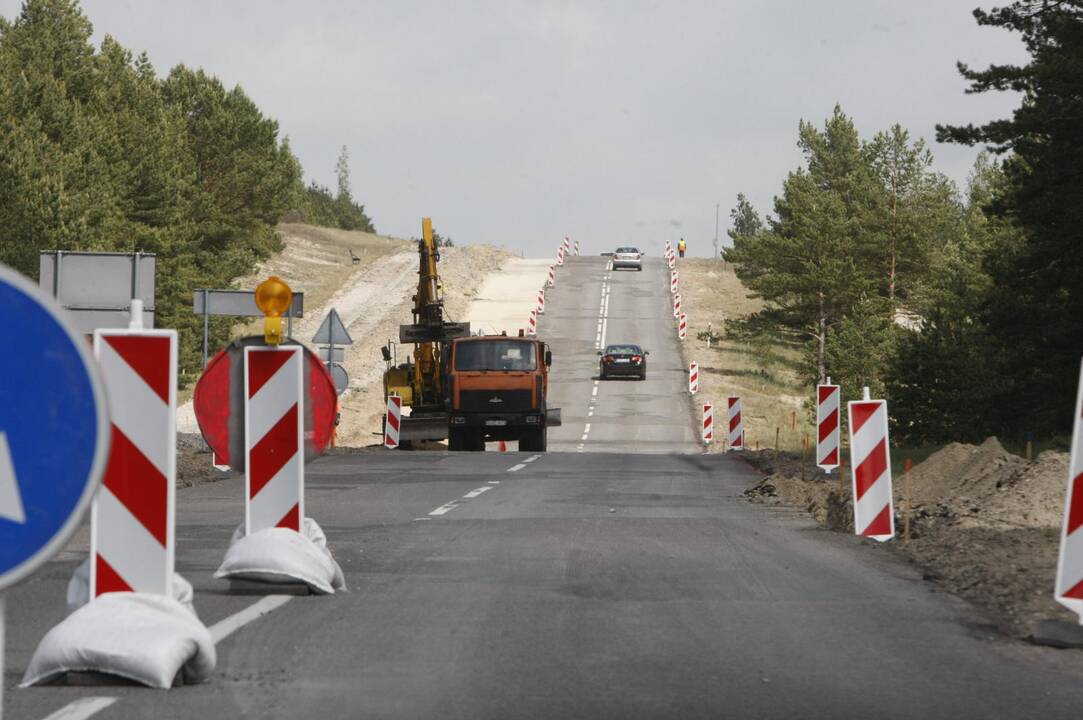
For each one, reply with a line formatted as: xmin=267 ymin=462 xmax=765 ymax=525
xmin=449 ymin=408 xmax=561 ymax=429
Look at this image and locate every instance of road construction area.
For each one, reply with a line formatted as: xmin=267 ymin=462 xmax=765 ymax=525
xmin=8 ymin=254 xmax=1083 ymax=720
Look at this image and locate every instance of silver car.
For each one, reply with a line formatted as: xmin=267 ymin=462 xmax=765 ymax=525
xmin=612 ymin=246 xmax=642 ymax=271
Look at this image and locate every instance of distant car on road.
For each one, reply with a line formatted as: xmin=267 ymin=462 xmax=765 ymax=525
xmin=598 ymin=343 xmax=648 ymax=380
xmin=612 ymin=247 xmax=642 ymax=271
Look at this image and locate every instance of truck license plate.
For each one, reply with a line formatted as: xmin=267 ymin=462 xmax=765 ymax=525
xmin=485 ymin=419 xmax=508 ymax=426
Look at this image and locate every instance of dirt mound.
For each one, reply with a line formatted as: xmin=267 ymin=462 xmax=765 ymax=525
xmin=905 ymin=437 xmax=1066 ymax=529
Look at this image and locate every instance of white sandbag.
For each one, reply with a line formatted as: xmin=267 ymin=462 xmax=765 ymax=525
xmin=65 ymin=558 xmax=195 ymax=615
xmin=214 ymin=517 xmax=346 ymax=594
xmin=21 ymin=593 xmax=216 ymax=689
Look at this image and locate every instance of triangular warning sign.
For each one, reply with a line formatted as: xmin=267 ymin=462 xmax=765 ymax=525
xmin=0 ymin=432 xmax=26 ymax=524
xmin=312 ymin=308 xmax=353 ymax=346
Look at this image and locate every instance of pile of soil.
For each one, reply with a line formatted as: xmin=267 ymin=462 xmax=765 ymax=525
xmin=903 ymin=438 xmax=1066 ymax=529
xmin=176 ymin=433 xmax=233 ymax=487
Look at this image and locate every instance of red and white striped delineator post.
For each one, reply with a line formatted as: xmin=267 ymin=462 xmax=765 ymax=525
xmin=678 ymin=313 xmax=688 ymax=341
xmin=702 ymin=402 xmax=713 ymax=445
xmin=563 ymin=237 xmax=570 ymax=252
xmin=536 ymin=288 xmax=545 ymax=315
xmin=556 ymin=246 xmax=565 ymax=267
xmin=91 ymin=327 xmax=177 ymax=597
xmin=688 ymin=361 xmax=699 ymax=394
xmin=527 ymin=309 xmax=537 ymax=336
xmin=673 ymin=293 xmax=682 ymax=318
xmin=548 ymin=265 xmax=556 ymax=287
xmin=1055 ymin=360 xmax=1083 ymax=619
xmin=816 ymin=380 xmax=841 ymax=472
xmin=385 ymin=394 xmax=402 ymax=449
xmin=573 ymin=240 xmax=580 ymax=256
xmin=671 ymin=272 xmax=679 ymax=295
xmin=244 ymin=345 xmax=304 ymax=534
xmin=847 ymin=388 xmax=895 ymax=541
xmin=727 ymin=397 xmax=744 ymax=450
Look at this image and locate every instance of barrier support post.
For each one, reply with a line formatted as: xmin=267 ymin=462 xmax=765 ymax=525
xmin=904 ymin=458 xmax=913 ymax=546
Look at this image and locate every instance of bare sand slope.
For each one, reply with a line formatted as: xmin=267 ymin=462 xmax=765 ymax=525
xmin=466 ymin=258 xmax=551 ymax=336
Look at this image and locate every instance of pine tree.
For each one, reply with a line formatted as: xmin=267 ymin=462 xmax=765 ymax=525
xmin=937 ymin=0 xmax=1083 ymax=435
xmin=725 ymin=106 xmax=879 ymax=385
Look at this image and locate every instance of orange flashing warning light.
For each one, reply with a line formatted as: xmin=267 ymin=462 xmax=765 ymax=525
xmin=255 ymin=276 xmax=293 ymax=345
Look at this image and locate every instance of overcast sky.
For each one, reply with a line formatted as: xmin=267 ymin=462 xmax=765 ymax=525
xmin=3 ymin=1 xmax=1030 ymax=257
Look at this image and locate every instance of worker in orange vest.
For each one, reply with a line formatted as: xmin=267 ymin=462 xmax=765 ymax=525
xmin=677 ymin=238 xmax=687 ymax=258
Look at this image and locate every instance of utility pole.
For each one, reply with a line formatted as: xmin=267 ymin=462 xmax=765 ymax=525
xmin=713 ymin=203 xmax=720 ymax=259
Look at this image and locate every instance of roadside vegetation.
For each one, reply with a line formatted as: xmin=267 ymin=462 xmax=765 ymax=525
xmin=0 ymin=0 xmax=374 ymax=378
xmin=722 ymin=2 xmax=1081 ymax=450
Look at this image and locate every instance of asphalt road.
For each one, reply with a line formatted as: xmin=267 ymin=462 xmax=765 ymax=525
xmin=6 ymin=256 xmax=1083 ymax=719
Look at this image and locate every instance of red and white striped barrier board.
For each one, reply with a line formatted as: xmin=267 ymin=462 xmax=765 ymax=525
xmin=671 ymin=272 xmax=679 ymax=295
xmin=563 ymin=236 xmax=570 ymax=252
xmin=527 ymin=309 xmax=537 ymax=336
xmin=727 ymin=397 xmax=744 ymax=450
xmin=1055 ymin=361 xmax=1083 ymax=619
xmin=244 ymin=346 xmax=304 ymax=534
xmin=537 ymin=288 xmax=546 ymax=315
xmin=847 ymin=391 xmax=895 ymax=541
xmin=689 ymin=361 xmax=699 ymax=394
xmin=91 ymin=329 xmax=177 ymax=597
xmin=702 ymin=402 xmax=713 ymax=445
xmin=385 ymin=394 xmax=402 ymax=449
xmin=816 ymin=383 xmax=841 ymax=471
xmin=678 ymin=313 xmax=688 ymax=341
xmin=556 ymin=246 xmax=565 ymax=267
xmin=548 ymin=265 xmax=556 ymax=287
xmin=673 ymin=293 xmax=682 ymax=318
xmin=574 ymin=240 xmax=580 ymax=256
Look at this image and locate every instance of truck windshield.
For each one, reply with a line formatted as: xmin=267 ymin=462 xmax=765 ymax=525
xmin=455 ymin=340 xmax=537 ymax=371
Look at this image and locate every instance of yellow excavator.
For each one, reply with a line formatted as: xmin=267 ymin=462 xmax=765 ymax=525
xmin=382 ymin=218 xmax=470 ymax=447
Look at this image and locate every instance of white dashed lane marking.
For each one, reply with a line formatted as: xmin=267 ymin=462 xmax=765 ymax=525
xmin=428 ymin=456 xmax=541 ymax=516
xmin=463 ymin=486 xmax=493 ymax=499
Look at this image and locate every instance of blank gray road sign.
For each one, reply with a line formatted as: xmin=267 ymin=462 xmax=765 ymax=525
xmin=313 ymin=308 xmax=353 ymax=345
xmin=40 ymin=251 xmax=156 ymax=333
xmin=330 ymin=363 xmax=349 ymax=395
xmin=318 ymin=347 xmax=345 ymax=363
xmin=192 ymin=289 xmax=304 ymax=318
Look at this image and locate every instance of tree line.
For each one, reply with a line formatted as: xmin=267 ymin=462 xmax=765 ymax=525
xmin=0 ymin=0 xmax=373 ymax=379
xmin=724 ymin=1 xmax=1082 ymax=445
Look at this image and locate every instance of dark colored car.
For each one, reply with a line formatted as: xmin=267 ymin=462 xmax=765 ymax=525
xmin=598 ymin=343 xmax=648 ymax=379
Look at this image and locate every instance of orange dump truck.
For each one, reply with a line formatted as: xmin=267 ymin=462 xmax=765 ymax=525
xmin=445 ymin=334 xmax=561 ymax=452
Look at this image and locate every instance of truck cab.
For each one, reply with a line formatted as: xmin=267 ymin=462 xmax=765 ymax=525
xmin=445 ymin=334 xmax=559 ymax=451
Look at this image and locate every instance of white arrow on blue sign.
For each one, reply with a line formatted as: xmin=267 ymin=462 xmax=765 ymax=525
xmin=0 ymin=264 xmax=110 ymax=591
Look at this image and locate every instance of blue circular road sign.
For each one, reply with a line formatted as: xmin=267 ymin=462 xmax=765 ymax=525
xmin=0 ymin=264 xmax=109 ymax=590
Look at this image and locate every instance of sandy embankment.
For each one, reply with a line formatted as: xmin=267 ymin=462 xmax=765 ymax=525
xmin=466 ymin=258 xmax=552 ymax=337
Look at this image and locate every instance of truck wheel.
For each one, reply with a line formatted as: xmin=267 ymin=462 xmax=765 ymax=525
xmin=520 ymin=428 xmax=547 ymax=452
xmin=448 ymin=429 xmax=467 ymax=451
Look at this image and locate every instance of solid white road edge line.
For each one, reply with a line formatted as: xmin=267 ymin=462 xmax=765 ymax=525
xmin=507 ymin=463 xmax=527 ymax=472
xmin=40 ymin=697 xmax=118 ymax=720
xmin=209 ymin=594 xmax=293 ymax=645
